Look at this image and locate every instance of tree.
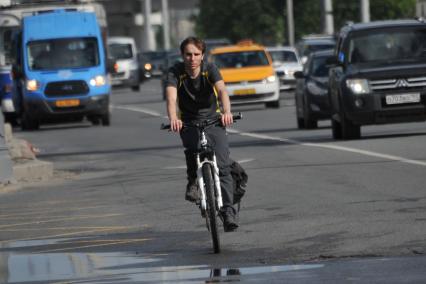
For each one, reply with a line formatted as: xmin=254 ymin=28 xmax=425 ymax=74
xmin=195 ymin=0 xmax=285 ymax=45
xmin=195 ymin=0 xmax=416 ymax=45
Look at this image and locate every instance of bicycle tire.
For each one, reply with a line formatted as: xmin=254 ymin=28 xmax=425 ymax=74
xmin=202 ymin=163 xmax=220 ymax=253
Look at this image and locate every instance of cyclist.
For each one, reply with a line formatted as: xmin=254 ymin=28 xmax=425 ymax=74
xmin=165 ymin=36 xmax=238 ymax=232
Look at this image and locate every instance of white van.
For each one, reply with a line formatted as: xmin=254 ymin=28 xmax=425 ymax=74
xmin=107 ymin=37 xmax=140 ymax=91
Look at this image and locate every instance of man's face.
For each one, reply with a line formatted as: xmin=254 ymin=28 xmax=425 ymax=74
xmin=182 ymin=43 xmax=204 ymax=72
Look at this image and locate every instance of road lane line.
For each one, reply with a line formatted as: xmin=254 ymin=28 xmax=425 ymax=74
xmin=38 ymin=238 xmax=151 ymax=253
xmin=2 ymin=226 xmax=146 ymax=244
xmin=229 ymin=129 xmax=426 ymax=167
xmin=112 ymin=105 xmax=165 ymax=117
xmin=303 ymin=142 xmax=426 ymax=167
xmin=115 ymin=105 xmax=426 ymax=167
xmin=0 ymin=214 xmax=123 ymax=229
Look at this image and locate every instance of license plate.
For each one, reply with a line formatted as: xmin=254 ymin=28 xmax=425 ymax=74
xmin=385 ymin=93 xmax=420 ymax=105
xmin=234 ymin=88 xmax=255 ymax=95
xmin=55 ymin=99 xmax=80 ymax=107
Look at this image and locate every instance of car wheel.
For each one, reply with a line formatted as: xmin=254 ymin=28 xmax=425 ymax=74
xmin=297 ymin=117 xmax=305 ymax=129
xmin=88 ymin=115 xmax=100 ymax=126
xmin=101 ymin=112 xmax=110 ymax=126
xmin=131 ymin=84 xmax=140 ymax=92
xmin=4 ymin=113 xmax=18 ymax=127
xmin=341 ymin=115 xmax=360 ymax=139
xmin=21 ymin=110 xmax=39 ymax=131
xmin=265 ymin=100 xmax=280 ymax=108
xmin=295 ymin=94 xmax=305 ymax=129
xmin=303 ymin=99 xmax=318 ymax=129
xmin=331 ymin=117 xmax=342 ymax=139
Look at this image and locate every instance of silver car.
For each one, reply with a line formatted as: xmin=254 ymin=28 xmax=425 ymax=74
xmin=267 ymin=46 xmax=303 ymax=91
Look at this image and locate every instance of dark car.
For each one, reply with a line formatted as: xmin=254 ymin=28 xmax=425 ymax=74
xmin=141 ymin=50 xmax=167 ymax=77
xmin=161 ymin=51 xmax=183 ymax=100
xmin=137 ymin=52 xmax=153 ymax=82
xmin=296 ymin=35 xmax=336 ymax=65
xmin=294 ymin=49 xmax=334 ymax=129
xmin=328 ymin=19 xmax=426 ymax=139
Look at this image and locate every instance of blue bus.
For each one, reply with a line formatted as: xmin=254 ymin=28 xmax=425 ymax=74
xmin=0 ymin=1 xmax=110 ymax=129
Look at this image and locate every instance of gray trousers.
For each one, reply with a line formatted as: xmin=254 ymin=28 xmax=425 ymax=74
xmin=180 ymin=125 xmax=235 ymax=213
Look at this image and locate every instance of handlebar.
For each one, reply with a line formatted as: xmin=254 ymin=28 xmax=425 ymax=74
xmin=161 ymin=112 xmax=243 ymax=130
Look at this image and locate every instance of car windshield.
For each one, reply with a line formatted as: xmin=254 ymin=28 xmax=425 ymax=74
xmin=28 ymin=38 xmax=99 ymax=70
xmin=348 ymin=27 xmax=426 ymax=64
xmin=109 ymin=43 xmax=133 ymax=60
xmin=269 ymin=50 xmax=298 ymax=63
xmin=311 ymin=56 xmax=331 ymax=77
xmin=304 ymin=43 xmax=335 ymax=56
xmin=143 ymin=51 xmax=166 ymax=61
xmin=211 ymin=51 xmax=269 ymax=68
xmin=0 ymin=27 xmax=17 ymax=66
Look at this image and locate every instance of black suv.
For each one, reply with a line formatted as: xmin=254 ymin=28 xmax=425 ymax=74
xmin=328 ymin=20 xmax=426 ymax=139
xmin=296 ymin=35 xmax=336 ymax=65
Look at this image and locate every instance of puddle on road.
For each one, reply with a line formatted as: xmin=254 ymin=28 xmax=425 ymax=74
xmin=0 ymin=238 xmax=323 ymax=283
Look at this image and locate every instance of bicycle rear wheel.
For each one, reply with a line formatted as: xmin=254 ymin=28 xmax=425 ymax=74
xmin=202 ymin=163 xmax=220 ymax=253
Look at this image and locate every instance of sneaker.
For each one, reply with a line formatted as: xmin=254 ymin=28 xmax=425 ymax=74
xmin=221 ymin=210 xmax=239 ymax=232
xmin=185 ymin=181 xmax=198 ymax=202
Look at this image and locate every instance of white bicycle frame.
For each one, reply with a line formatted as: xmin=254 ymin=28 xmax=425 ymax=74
xmin=196 ymin=130 xmax=223 ymax=212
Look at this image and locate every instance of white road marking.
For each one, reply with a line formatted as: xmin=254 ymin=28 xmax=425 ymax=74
xmin=112 ymin=105 xmax=165 ymax=118
xmin=115 ymin=105 xmax=426 ymax=167
xmin=231 ymin=129 xmax=426 ymax=167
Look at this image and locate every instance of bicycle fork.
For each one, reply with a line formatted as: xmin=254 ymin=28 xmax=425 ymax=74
xmin=196 ymin=154 xmax=223 ymax=212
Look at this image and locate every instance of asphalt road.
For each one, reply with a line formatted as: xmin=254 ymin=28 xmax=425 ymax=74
xmin=1 ymin=79 xmax=426 ymax=283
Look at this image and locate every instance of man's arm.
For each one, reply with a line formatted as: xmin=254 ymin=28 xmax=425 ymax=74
xmin=214 ymin=80 xmax=233 ymax=126
xmin=166 ymin=86 xmax=182 ymax=132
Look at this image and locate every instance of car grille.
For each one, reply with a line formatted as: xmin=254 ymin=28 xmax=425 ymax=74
xmin=230 ymin=92 xmax=275 ymax=100
xmin=370 ymin=76 xmax=426 ymax=91
xmin=226 ymin=80 xmax=264 ymax=86
xmin=45 ymin=80 xmax=89 ymax=97
xmin=112 ymin=72 xmax=125 ymax=78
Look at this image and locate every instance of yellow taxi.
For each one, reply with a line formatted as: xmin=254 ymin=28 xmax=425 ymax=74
xmin=209 ymin=40 xmax=280 ymax=108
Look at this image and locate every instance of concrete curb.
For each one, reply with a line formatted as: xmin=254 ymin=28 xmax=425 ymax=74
xmin=1 ymin=122 xmax=54 ymax=187
xmin=13 ymin=159 xmax=53 ymax=182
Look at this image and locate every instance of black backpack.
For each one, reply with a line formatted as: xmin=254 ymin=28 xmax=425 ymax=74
xmin=230 ymin=160 xmax=248 ymax=210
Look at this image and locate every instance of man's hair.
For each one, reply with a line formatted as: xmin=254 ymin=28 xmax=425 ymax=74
xmin=180 ymin=37 xmax=206 ymax=55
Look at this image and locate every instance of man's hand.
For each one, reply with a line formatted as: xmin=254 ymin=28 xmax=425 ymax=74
xmin=221 ymin=112 xmax=233 ymax=127
xmin=170 ymin=118 xmax=183 ymax=132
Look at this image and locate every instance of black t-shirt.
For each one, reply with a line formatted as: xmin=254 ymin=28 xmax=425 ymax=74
xmin=166 ymin=62 xmax=223 ymax=121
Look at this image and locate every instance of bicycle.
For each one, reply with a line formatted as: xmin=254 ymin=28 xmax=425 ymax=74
xmin=161 ymin=112 xmax=242 ymax=254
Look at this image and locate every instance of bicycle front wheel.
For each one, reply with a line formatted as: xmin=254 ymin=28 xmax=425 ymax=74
xmin=202 ymin=163 xmax=220 ymax=254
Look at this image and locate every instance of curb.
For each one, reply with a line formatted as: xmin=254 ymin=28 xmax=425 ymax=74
xmin=2 ymin=122 xmax=54 ymax=186
xmin=13 ymin=159 xmax=54 ymax=182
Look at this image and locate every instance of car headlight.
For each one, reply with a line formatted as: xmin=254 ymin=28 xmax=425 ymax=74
xmin=26 ymin=79 xmax=40 ymax=91
xmin=144 ymin=63 xmax=152 ymax=71
xmin=346 ymin=79 xmax=370 ymax=94
xmin=263 ymin=75 xmax=276 ymax=83
xmin=307 ymin=80 xmax=327 ymax=96
xmin=90 ymin=75 xmax=106 ymax=87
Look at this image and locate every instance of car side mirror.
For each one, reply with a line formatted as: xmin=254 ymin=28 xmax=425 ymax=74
xmin=11 ymin=64 xmax=22 ymax=79
xmin=293 ymin=71 xmax=305 ymax=79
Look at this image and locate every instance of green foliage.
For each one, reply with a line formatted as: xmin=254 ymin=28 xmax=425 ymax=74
xmin=195 ymin=0 xmax=285 ymax=45
xmin=370 ymin=0 xmax=416 ymax=20
xmin=195 ymin=0 xmax=416 ymax=45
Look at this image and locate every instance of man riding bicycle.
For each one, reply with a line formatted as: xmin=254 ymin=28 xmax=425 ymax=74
xmin=165 ymin=36 xmax=238 ymax=232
